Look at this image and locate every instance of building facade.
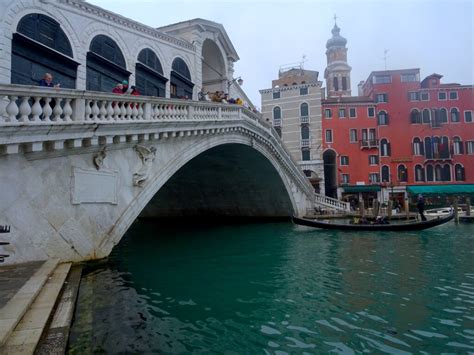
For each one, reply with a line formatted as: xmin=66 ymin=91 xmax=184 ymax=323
xmin=0 ymin=0 xmax=243 ymax=101
xmin=260 ymin=67 xmax=324 ymax=192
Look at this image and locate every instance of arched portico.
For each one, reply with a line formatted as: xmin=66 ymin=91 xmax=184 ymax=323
xmin=201 ymin=38 xmax=227 ymax=93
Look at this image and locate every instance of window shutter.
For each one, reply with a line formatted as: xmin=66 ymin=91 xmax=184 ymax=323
xmin=387 ymin=143 xmax=391 ymax=156
xmin=460 ymin=142 xmax=464 ymax=154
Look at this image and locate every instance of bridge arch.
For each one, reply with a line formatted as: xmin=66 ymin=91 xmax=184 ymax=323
xmin=99 ymin=134 xmax=299 ymax=256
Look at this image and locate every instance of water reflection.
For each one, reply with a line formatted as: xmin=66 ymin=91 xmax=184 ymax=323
xmin=68 ymin=221 xmax=474 ymax=353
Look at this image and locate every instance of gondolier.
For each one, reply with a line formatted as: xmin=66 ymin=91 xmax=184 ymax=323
xmin=417 ymin=194 xmax=427 ymax=221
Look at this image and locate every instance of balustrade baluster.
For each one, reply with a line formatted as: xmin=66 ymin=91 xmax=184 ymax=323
xmin=138 ymin=103 xmax=145 ymax=120
xmin=63 ymin=99 xmax=73 ymax=122
xmin=52 ymin=98 xmax=63 ymax=121
xmin=126 ymin=102 xmax=133 ymax=120
xmin=99 ymin=101 xmax=107 ymax=121
xmin=85 ymin=100 xmax=92 ymax=121
xmin=6 ymin=96 xmax=19 ymax=123
xmin=120 ymin=103 xmax=127 ymax=120
xmin=18 ymin=96 xmax=31 ymax=122
xmin=31 ymin=97 xmax=42 ymax=122
xmin=113 ymin=102 xmax=121 ymax=120
xmin=132 ymin=103 xmax=139 ymax=120
xmin=42 ymin=98 xmax=52 ymax=122
xmin=106 ymin=101 xmax=114 ymax=120
xmin=0 ymin=96 xmax=8 ymax=122
xmin=90 ymin=100 xmax=100 ymax=121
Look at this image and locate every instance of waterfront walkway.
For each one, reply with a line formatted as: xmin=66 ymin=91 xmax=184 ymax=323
xmin=0 ymin=260 xmax=80 ymax=354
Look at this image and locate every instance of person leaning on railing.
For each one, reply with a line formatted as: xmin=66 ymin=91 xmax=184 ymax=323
xmin=38 ymin=73 xmax=60 ymax=88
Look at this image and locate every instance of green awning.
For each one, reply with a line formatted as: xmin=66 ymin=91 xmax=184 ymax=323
xmin=407 ymin=184 xmax=474 ymax=195
xmin=343 ymin=185 xmax=381 ymax=193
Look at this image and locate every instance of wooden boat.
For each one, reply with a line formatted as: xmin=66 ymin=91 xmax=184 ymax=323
xmin=292 ymin=210 xmax=454 ymax=231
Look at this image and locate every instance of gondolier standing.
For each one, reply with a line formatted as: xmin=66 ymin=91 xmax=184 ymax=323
xmin=417 ymin=194 xmax=427 ymax=221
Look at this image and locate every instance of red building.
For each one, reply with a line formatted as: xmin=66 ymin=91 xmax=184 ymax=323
xmin=321 ymin=23 xmax=474 ymax=207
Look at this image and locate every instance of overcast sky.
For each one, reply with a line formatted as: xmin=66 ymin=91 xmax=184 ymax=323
xmin=88 ymin=0 xmax=473 ymax=107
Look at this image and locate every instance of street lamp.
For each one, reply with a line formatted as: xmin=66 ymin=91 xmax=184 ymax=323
xmin=227 ymin=76 xmax=243 ymax=91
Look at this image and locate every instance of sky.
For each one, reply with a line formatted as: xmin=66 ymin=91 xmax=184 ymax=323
xmin=88 ymin=0 xmax=473 ymax=107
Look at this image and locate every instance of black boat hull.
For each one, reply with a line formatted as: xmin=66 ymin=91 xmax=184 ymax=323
xmin=292 ymin=212 xmax=454 ymax=231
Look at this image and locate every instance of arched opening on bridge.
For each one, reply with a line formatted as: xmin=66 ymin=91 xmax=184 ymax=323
xmin=11 ymin=13 xmax=78 ymax=88
xmin=201 ymin=39 xmax=226 ymax=93
xmin=139 ymin=144 xmax=294 ymax=218
xmin=135 ymin=48 xmax=167 ymax=97
xmin=323 ymin=149 xmax=337 ymax=198
xmin=86 ymin=35 xmax=130 ymax=92
xmin=170 ymin=57 xmax=194 ymax=99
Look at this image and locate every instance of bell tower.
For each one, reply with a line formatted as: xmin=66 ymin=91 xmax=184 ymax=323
xmin=324 ymin=16 xmax=352 ymax=97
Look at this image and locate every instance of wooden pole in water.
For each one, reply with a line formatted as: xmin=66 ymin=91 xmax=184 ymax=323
xmin=359 ymin=200 xmax=365 ymax=218
xmin=466 ymin=197 xmax=471 ymax=217
xmin=404 ymin=198 xmax=409 ymax=220
xmin=387 ymin=200 xmax=393 ymax=221
xmin=454 ymin=198 xmax=459 ymax=223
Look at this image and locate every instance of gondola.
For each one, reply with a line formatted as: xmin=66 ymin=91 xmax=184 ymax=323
xmin=292 ymin=210 xmax=454 ymax=231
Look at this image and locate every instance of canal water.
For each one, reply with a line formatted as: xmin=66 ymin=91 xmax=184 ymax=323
xmin=68 ymin=219 xmax=474 ymax=353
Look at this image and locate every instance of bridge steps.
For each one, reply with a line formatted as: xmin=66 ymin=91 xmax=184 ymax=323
xmin=0 ymin=261 xmax=71 ymax=354
xmin=0 ymin=259 xmax=59 ymax=347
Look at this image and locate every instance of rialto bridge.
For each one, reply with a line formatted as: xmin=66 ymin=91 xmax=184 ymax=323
xmin=0 ymin=0 xmax=348 ymax=264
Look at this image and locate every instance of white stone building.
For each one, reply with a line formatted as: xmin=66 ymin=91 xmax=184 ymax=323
xmin=260 ymin=67 xmax=324 ymax=193
xmin=0 ymin=0 xmax=246 ymax=102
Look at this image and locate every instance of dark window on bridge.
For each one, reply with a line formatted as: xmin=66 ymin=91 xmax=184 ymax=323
xmin=86 ymin=35 xmax=130 ymax=92
xmin=301 ymin=149 xmax=310 ymax=161
xmin=171 ymin=57 xmax=194 ymax=99
xmin=12 ymin=13 xmax=78 ymax=88
xmin=136 ymin=48 xmax=167 ymax=97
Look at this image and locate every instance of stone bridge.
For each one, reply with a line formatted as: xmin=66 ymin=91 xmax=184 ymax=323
xmin=0 ymin=85 xmax=349 ymax=264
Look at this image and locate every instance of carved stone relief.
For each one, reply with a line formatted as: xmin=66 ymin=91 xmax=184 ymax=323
xmin=133 ymin=145 xmax=157 ymax=187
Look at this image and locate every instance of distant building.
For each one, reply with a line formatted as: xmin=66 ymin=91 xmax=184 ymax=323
xmin=260 ymin=65 xmax=324 ymax=192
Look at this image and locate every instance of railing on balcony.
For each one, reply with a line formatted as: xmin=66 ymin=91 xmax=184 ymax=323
xmin=301 ymin=138 xmax=310 ymax=148
xmin=273 ymin=118 xmax=282 ymax=127
xmin=314 ymin=193 xmax=350 ymax=212
xmin=359 ymin=139 xmax=379 ymax=149
xmin=300 ymin=115 xmax=309 ymax=124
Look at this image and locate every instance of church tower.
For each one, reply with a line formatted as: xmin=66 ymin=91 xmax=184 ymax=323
xmin=324 ymin=18 xmax=352 ymax=97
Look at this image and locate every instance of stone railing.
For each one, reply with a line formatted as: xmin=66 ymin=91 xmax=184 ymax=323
xmin=314 ymin=193 xmax=350 ymax=212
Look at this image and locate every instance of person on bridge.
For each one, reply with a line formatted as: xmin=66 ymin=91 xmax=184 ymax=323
xmin=38 ymin=73 xmax=60 ymax=88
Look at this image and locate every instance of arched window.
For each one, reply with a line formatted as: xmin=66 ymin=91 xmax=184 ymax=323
xmin=413 ymin=137 xmax=424 ymax=155
xmin=342 ymin=77 xmax=347 ymax=90
xmin=398 ymin=165 xmax=408 ymax=182
xmin=442 ymin=164 xmax=451 ymax=181
xmin=87 ymin=35 xmax=129 ymax=92
xmin=300 ymin=103 xmax=309 ymax=117
xmin=136 ymin=48 xmax=167 ymax=97
xmin=451 ymin=108 xmax=460 ymax=122
xmin=440 ymin=136 xmax=449 ymax=158
xmin=455 ymin=164 xmax=465 ymax=181
xmin=12 ymin=13 xmax=77 ymax=87
xmin=410 ymin=109 xmax=421 ymax=124
xmin=439 ymin=108 xmax=448 ymax=123
xmin=453 ymin=137 xmax=464 ymax=155
xmin=435 ymin=164 xmax=443 ymax=181
xmin=422 ymin=109 xmax=431 ymax=123
xmin=333 ymin=77 xmax=339 ymax=91
xmin=377 ymin=111 xmax=388 ymax=125
xmin=380 ymin=139 xmax=391 ymax=157
xmin=170 ymin=57 xmax=194 ymax=99
xmin=415 ymin=165 xmax=425 ymax=182
xmin=273 ymin=106 xmax=281 ymax=120
xmin=424 ymin=137 xmax=433 ymax=159
xmin=381 ymin=165 xmax=390 ymax=182
xmin=301 ymin=125 xmax=310 ymax=140
xmin=432 ymin=109 xmax=441 ymax=127
xmin=426 ymin=165 xmax=434 ymax=181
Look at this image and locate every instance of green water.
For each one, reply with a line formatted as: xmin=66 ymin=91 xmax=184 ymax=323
xmin=68 ymin=220 xmax=474 ymax=353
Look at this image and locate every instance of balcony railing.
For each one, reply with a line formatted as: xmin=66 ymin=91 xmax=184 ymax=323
xmin=314 ymin=193 xmax=350 ymax=212
xmin=273 ymin=118 xmax=282 ymax=127
xmin=301 ymin=138 xmax=310 ymax=148
xmin=300 ymin=115 xmax=309 ymax=124
xmin=360 ymin=139 xmax=379 ymax=149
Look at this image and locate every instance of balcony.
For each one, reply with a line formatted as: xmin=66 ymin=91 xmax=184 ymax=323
xmin=359 ymin=139 xmax=379 ymax=149
xmin=273 ymin=118 xmax=282 ymax=127
xmin=300 ymin=115 xmax=310 ymax=124
xmin=301 ymin=138 xmax=310 ymax=148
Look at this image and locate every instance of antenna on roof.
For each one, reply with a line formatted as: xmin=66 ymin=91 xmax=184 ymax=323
xmin=301 ymin=54 xmax=307 ymax=70
xmin=334 ymin=13 xmax=338 ymax=25
xmin=383 ymin=49 xmax=389 ymax=70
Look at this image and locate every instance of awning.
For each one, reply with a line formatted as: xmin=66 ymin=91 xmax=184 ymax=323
xmin=407 ymin=184 xmax=474 ymax=195
xmin=343 ymin=185 xmax=381 ymax=193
